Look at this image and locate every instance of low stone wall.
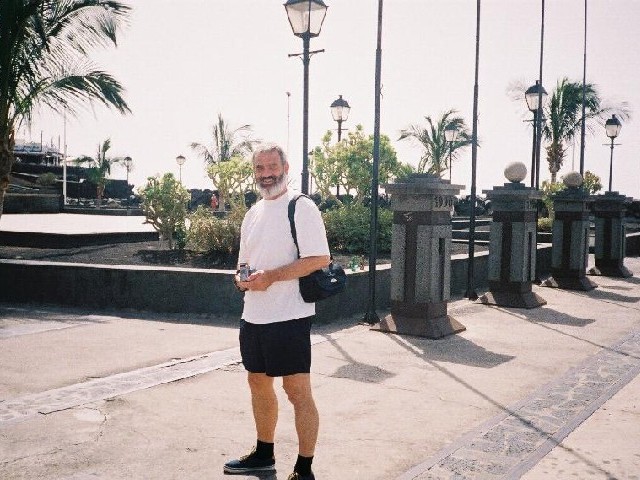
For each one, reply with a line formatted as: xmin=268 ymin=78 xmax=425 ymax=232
xmin=0 ymin=245 xmax=558 ymax=322
xmin=3 ymin=193 xmax=62 ymax=214
xmin=627 ymin=232 xmax=640 ymax=257
xmin=0 ymin=260 xmax=391 ymax=324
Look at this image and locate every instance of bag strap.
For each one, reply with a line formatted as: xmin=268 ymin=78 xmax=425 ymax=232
xmin=288 ymin=193 xmax=308 ymax=259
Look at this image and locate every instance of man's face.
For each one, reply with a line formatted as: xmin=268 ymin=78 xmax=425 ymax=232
xmin=254 ymin=150 xmax=289 ymax=199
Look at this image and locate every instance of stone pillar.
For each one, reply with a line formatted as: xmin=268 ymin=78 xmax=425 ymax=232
xmin=479 ymin=162 xmax=546 ymax=309
xmin=588 ymin=191 xmax=633 ymax=278
xmin=542 ymin=172 xmax=597 ymax=291
xmin=376 ymin=174 xmax=465 ymax=339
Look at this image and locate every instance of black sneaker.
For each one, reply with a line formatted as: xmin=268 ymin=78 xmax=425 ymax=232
xmin=223 ymin=448 xmax=276 ymax=475
xmin=287 ymin=472 xmax=315 ymax=480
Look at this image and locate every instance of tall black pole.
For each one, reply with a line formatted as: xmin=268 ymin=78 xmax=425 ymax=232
xmin=301 ymin=35 xmax=311 ymax=194
xmin=579 ymin=0 xmax=587 ymax=176
xmin=336 ymin=119 xmax=342 ymax=197
xmin=448 ymin=142 xmax=453 ymax=180
xmin=608 ymin=137 xmax=614 ymax=192
xmin=465 ymin=0 xmax=480 ymax=301
xmin=530 ymin=110 xmax=537 ymax=188
xmin=362 ymin=0 xmax=383 ymax=325
xmin=534 ymin=0 xmax=545 ymax=190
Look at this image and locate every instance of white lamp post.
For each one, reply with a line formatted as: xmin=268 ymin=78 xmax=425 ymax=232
xmin=176 ymin=155 xmax=186 ymax=183
xmin=123 ymin=156 xmax=133 ymax=185
xmin=444 ymin=124 xmax=459 ymax=181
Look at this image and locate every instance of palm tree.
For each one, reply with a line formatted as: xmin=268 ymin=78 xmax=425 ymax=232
xmin=74 ymin=139 xmax=122 ymax=207
xmin=510 ymin=78 xmax=631 ymax=183
xmin=399 ymin=109 xmax=472 ymax=176
xmin=543 ymin=78 xmax=632 ymax=183
xmin=191 ymin=113 xmax=256 ymax=165
xmin=0 ymin=0 xmax=130 ymax=220
xmin=191 ymin=113 xmax=257 ymax=210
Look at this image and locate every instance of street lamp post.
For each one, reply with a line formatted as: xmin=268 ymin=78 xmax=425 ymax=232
xmin=362 ymin=0 xmax=384 ymax=325
xmin=176 ymin=155 xmax=186 ymax=184
xmin=525 ymin=80 xmax=548 ymax=189
xmin=330 ymin=94 xmax=350 ymax=196
xmin=123 ymin=156 xmax=133 ymax=186
xmin=605 ymin=114 xmax=622 ymax=192
xmin=123 ymin=156 xmax=133 ymax=210
xmin=444 ymin=124 xmax=458 ymax=181
xmin=465 ymin=0 xmax=481 ymax=301
xmin=284 ymin=0 xmax=328 ymax=195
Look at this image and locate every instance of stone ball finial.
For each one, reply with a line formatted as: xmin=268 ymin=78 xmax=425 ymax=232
xmin=563 ymin=171 xmax=583 ymax=188
xmin=504 ymin=162 xmax=527 ymax=183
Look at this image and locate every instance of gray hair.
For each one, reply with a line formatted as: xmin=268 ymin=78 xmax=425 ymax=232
xmin=251 ymin=143 xmax=287 ymax=165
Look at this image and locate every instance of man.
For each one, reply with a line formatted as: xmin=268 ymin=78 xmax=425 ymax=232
xmin=224 ymin=143 xmax=330 ymax=480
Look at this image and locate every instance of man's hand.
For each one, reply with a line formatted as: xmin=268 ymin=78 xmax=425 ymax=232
xmin=239 ymin=270 xmax=272 ymax=291
xmin=238 ymin=256 xmax=330 ymax=292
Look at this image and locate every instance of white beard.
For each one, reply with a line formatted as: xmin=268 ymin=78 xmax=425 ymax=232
xmin=258 ymin=173 xmax=288 ymax=199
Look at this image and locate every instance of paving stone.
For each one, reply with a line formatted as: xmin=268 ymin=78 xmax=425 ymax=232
xmin=0 ymin=328 xmax=353 ymax=426
xmin=400 ymin=329 xmax=640 ymax=480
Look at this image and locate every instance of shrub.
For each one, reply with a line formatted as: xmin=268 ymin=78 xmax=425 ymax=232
xmin=138 ymin=173 xmax=190 ymax=249
xmin=537 ymin=217 xmax=553 ymax=232
xmin=36 ymin=172 xmax=57 ymax=186
xmin=186 ymin=204 xmax=246 ymax=255
xmin=323 ymin=203 xmax=392 ymax=254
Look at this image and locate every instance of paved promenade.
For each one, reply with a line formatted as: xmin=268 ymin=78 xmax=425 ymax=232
xmin=1 ymin=256 xmax=639 ymax=479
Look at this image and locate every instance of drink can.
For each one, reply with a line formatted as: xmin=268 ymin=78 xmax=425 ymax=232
xmin=239 ymin=263 xmax=250 ymax=281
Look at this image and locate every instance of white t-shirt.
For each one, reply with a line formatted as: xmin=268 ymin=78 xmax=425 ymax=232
xmin=238 ymin=189 xmax=330 ymax=324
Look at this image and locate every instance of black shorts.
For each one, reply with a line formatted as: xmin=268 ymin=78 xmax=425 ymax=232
xmin=239 ymin=316 xmax=314 ymax=377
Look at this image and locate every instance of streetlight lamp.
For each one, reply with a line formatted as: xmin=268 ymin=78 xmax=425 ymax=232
xmin=284 ymin=0 xmax=328 ymax=195
xmin=525 ymin=80 xmax=548 ymax=189
xmin=123 ymin=156 xmax=133 ymax=210
xmin=330 ymin=94 xmax=350 ymax=142
xmin=123 ymin=156 xmax=133 ymax=185
xmin=124 ymin=156 xmax=133 ymax=208
xmin=176 ymin=155 xmax=186 ymax=183
xmin=605 ymin=114 xmax=622 ymax=192
xmin=330 ymin=94 xmax=350 ymax=196
xmin=444 ymin=124 xmax=458 ymax=181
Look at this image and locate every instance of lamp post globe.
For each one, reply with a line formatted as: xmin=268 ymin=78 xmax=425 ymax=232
xmin=525 ymin=80 xmax=548 ymax=188
xmin=525 ymin=80 xmax=548 ymax=112
xmin=176 ymin=155 xmax=186 ymax=184
xmin=330 ymin=94 xmax=350 ymax=141
xmin=330 ymin=94 xmax=350 ymax=197
xmin=605 ymin=114 xmax=622 ymax=192
xmin=605 ymin=113 xmax=622 ymax=139
xmin=284 ymin=0 xmax=328 ymax=37
xmin=284 ymin=0 xmax=328 ymax=194
xmin=444 ymin=124 xmax=458 ymax=181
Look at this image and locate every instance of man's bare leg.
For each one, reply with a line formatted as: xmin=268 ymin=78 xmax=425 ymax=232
xmin=282 ymin=373 xmax=319 ymax=457
xmin=248 ymin=372 xmax=278 ymax=442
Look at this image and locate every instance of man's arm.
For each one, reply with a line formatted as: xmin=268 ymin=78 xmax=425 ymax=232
xmin=239 ymin=255 xmax=330 ymax=292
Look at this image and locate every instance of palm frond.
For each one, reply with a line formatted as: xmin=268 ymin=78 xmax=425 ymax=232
xmin=1 ymin=0 xmax=131 ymax=134
xmin=399 ymin=109 xmax=472 ymax=175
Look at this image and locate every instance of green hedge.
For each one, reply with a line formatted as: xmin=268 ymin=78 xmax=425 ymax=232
xmin=323 ymin=203 xmax=392 ymax=254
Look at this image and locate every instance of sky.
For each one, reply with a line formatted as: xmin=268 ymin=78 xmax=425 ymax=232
xmin=21 ymin=0 xmax=640 ymax=198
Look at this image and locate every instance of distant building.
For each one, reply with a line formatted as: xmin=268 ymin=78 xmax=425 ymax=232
xmin=13 ymin=139 xmax=63 ymax=166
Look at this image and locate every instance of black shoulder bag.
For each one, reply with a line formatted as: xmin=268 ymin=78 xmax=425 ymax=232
xmin=288 ymin=194 xmax=346 ymax=303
